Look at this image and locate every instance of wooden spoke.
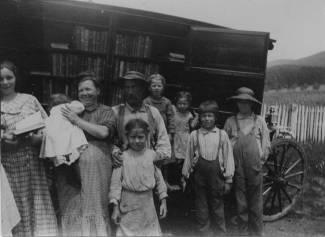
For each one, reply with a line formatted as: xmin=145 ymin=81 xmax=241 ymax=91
xmin=273 ymin=153 xmax=278 ymax=172
xmin=263 ymin=186 xmax=272 ymax=196
xmin=287 ymin=182 xmax=302 ymax=191
xmin=284 ymin=159 xmax=301 ymax=175
xmin=277 ymin=188 xmax=282 ymax=211
xmin=285 ymin=171 xmax=304 ymax=179
xmin=281 ymin=146 xmax=295 ymax=173
xmin=271 ymin=189 xmax=277 ymax=210
xmin=263 ymin=188 xmax=273 ymax=209
xmin=279 ymin=144 xmax=287 ymax=171
xmin=280 ymin=186 xmax=292 ymax=203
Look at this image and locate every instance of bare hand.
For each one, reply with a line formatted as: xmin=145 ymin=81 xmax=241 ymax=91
xmin=112 ymin=150 xmax=123 ymax=168
xmin=111 ymin=206 xmax=121 ymax=225
xmin=61 ymin=105 xmax=80 ymax=125
xmin=159 ymin=199 xmax=167 ymax=219
xmin=224 ymin=183 xmax=232 ymax=194
xmin=2 ymin=131 xmax=18 ymax=146
xmin=181 ymin=177 xmax=187 ymax=192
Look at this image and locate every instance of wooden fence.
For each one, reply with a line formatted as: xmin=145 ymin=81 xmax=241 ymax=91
xmin=261 ymin=104 xmax=325 ymax=143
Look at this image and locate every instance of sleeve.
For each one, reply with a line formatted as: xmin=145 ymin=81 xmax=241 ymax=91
xmin=220 ymin=131 xmax=235 ymax=183
xmin=32 ymin=96 xmax=48 ymax=119
xmin=260 ymin=117 xmax=271 ymax=164
xmin=223 ymin=117 xmax=237 ymax=147
xmin=182 ymin=131 xmax=195 ymax=178
xmin=166 ymin=100 xmax=175 ymax=134
xmin=151 ymin=107 xmax=171 ymax=161
xmin=97 ymin=106 xmax=116 ymax=140
xmin=154 ymin=166 xmax=168 ymax=200
xmin=109 ymin=167 xmax=123 ymax=205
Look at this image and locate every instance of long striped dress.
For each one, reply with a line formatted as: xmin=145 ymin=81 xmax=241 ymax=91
xmin=1 ymin=93 xmax=58 ymax=237
xmin=56 ymin=103 xmax=115 ymax=236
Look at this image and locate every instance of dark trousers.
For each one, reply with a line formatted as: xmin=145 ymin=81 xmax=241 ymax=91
xmin=194 ymin=157 xmax=226 ymax=235
xmin=234 ymin=131 xmax=263 ymax=236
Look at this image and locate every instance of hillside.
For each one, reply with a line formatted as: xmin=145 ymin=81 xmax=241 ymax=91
xmin=266 ymin=51 xmax=325 ymax=90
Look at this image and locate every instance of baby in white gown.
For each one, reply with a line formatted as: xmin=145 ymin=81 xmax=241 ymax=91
xmin=40 ymin=94 xmax=88 ymax=166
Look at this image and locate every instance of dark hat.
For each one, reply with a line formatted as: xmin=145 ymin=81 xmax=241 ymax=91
xmin=119 ymin=71 xmax=146 ymax=83
xmin=228 ymin=87 xmax=261 ymax=104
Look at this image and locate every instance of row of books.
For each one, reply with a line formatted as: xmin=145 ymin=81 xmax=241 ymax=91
xmin=51 ymin=53 xmax=106 ymax=80
xmin=114 ymin=60 xmax=159 ymax=80
xmin=115 ymin=34 xmax=152 ymax=58
xmin=110 ymin=87 xmax=124 ymax=106
xmin=73 ymin=26 xmax=109 ymax=53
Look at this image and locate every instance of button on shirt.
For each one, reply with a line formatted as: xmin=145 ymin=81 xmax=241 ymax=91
xmin=182 ymin=127 xmax=235 ymax=183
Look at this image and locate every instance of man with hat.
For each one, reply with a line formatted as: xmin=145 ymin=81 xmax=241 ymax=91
xmin=112 ymin=71 xmax=171 ymax=166
xmin=224 ymin=87 xmax=270 ymax=236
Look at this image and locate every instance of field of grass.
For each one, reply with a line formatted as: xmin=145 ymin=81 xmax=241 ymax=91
xmin=264 ymin=90 xmax=325 ymax=105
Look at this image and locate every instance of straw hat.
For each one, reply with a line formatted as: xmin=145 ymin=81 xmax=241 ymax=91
xmin=228 ymin=87 xmax=261 ymax=104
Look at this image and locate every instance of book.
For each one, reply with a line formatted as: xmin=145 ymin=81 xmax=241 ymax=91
xmin=14 ymin=112 xmax=45 ymax=135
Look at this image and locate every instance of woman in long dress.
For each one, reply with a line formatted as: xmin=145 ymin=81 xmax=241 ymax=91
xmin=58 ymin=72 xmax=116 ymax=236
xmin=0 ymin=60 xmax=58 ymax=237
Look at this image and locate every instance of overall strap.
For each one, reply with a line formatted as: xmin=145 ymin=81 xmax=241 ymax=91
xmin=196 ymin=129 xmax=202 ymax=157
xmin=249 ymin=114 xmax=258 ymax=135
xmin=234 ymin=115 xmax=241 ymax=133
xmin=144 ymin=104 xmax=157 ymax=148
xmin=216 ymin=129 xmax=222 ymax=159
xmin=117 ymin=104 xmax=125 ymax=147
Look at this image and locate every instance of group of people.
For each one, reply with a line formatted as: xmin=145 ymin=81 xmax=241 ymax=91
xmin=1 ymin=60 xmax=270 ymax=237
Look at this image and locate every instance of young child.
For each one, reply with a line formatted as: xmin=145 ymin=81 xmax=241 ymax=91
xmin=109 ymin=118 xmax=168 ymax=236
xmin=143 ymin=73 xmax=175 ymax=190
xmin=40 ymin=94 xmax=88 ymax=189
xmin=182 ymin=100 xmax=234 ymax=235
xmin=224 ymin=87 xmax=270 ymax=236
xmin=40 ymin=93 xmax=87 ymax=166
xmin=143 ymin=73 xmax=175 ymax=138
xmin=171 ymin=91 xmax=198 ymax=188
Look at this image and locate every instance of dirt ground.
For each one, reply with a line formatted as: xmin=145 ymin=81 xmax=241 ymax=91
xmin=159 ymin=189 xmax=325 ymax=237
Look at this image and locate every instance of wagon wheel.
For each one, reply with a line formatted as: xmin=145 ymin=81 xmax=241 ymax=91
xmin=262 ymin=139 xmax=306 ymax=221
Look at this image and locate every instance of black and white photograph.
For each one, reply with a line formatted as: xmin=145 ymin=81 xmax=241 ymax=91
xmin=1 ymin=0 xmax=325 ymax=236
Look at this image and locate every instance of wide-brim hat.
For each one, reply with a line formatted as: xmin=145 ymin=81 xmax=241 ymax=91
xmin=228 ymin=87 xmax=261 ymax=104
xmin=119 ymin=71 xmax=147 ymax=85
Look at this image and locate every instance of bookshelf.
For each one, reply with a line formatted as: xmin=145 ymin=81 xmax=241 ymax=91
xmin=1 ymin=0 xmax=273 ymax=114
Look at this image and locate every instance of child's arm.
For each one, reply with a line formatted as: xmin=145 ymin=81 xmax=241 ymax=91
xmin=109 ymin=167 xmax=123 ymax=225
xmin=260 ymin=117 xmax=271 ymax=165
xmin=109 ymin=167 xmax=123 ymax=205
xmin=166 ymin=101 xmax=176 ymax=136
xmin=220 ymin=131 xmax=235 ymax=187
xmin=153 ymin=166 xmax=168 ymax=219
xmin=181 ymin=131 xmax=196 ymax=179
xmin=189 ymin=111 xmax=199 ymax=130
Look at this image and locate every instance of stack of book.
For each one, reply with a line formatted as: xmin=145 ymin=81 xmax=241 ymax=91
xmin=115 ymin=34 xmax=152 ymax=58
xmin=168 ymin=52 xmax=185 ymax=63
xmin=51 ymin=53 xmax=106 ymax=80
xmin=114 ymin=60 xmax=159 ymax=80
xmin=73 ymin=26 xmax=109 ymax=53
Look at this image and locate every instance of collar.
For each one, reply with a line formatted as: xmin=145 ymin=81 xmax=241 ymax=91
xmin=125 ymin=102 xmax=146 ymax=113
xmin=149 ymin=96 xmax=164 ymax=104
xmin=237 ymin=113 xmax=256 ymax=120
xmin=84 ymin=103 xmax=99 ymax=112
xmin=200 ymin=126 xmax=218 ymax=135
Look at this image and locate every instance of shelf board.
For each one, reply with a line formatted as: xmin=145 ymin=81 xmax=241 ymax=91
xmin=116 ymin=28 xmax=185 ymax=40
xmin=48 ymin=48 xmax=107 ymax=57
xmin=114 ymin=55 xmax=185 ymax=65
xmin=29 ymin=72 xmax=77 ymax=80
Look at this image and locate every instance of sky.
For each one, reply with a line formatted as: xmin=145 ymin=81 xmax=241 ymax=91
xmin=76 ymin=0 xmax=325 ymax=62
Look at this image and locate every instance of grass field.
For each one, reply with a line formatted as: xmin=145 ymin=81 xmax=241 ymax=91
xmin=264 ymin=90 xmax=325 ymax=105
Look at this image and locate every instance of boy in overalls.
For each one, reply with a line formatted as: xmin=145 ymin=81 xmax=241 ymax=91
xmin=224 ymin=87 xmax=271 ymax=236
xmin=182 ymin=100 xmax=234 ymax=235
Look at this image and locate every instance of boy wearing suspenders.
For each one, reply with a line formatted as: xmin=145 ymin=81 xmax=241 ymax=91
xmin=182 ymin=100 xmax=234 ymax=235
xmin=224 ymin=87 xmax=271 ymax=236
